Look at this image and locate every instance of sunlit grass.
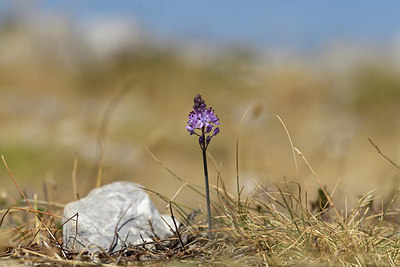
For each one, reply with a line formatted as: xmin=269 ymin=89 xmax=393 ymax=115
xmin=2 ymin=145 xmax=400 ymax=265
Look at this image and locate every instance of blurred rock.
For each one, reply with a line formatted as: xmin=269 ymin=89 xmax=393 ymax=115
xmin=63 ymin=181 xmax=177 ymax=252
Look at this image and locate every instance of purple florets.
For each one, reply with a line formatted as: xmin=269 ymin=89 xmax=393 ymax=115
xmin=186 ymin=94 xmax=220 ymax=150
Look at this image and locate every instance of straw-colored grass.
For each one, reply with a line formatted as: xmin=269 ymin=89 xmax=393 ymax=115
xmin=1 ymin=135 xmax=400 ymax=266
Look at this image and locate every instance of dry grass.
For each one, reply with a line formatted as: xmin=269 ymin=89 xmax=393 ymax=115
xmin=1 ymin=133 xmax=400 ymax=266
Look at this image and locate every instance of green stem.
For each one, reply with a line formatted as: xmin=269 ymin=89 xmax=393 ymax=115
xmin=201 ymin=127 xmax=213 ymax=239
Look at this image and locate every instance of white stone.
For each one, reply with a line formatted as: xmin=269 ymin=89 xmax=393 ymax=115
xmin=63 ymin=181 xmax=176 ymax=252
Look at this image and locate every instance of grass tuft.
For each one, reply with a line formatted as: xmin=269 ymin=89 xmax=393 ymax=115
xmin=2 ymin=157 xmax=400 ymax=265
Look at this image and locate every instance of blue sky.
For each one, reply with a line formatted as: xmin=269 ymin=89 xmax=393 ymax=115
xmin=2 ymin=1 xmax=400 ymax=51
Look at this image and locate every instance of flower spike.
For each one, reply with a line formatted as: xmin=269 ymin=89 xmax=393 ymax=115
xmin=186 ymin=94 xmax=220 ymax=150
xmin=186 ymin=94 xmax=220 ymax=239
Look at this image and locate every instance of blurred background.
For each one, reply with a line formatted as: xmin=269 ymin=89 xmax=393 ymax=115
xmin=1 ymin=1 xmax=400 ymax=212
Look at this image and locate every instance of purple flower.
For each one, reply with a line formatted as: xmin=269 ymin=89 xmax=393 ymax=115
xmin=186 ymin=94 xmax=220 ymax=149
xmin=206 ymin=124 xmax=213 ymax=133
xmin=213 ymin=127 xmax=220 ymax=136
xmin=199 ymin=135 xmax=205 ymax=144
xmin=206 ymin=136 xmax=212 ymax=145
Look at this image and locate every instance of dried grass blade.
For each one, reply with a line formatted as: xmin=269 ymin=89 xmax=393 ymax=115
xmin=1 ymin=155 xmax=67 ymax=259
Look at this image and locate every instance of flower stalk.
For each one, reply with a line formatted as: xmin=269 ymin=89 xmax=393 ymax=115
xmin=186 ymin=94 xmax=220 ymax=239
xmin=201 ymin=126 xmax=213 ymax=239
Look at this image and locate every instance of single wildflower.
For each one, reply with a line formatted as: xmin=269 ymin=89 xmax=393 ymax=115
xmin=186 ymin=94 xmax=220 ymax=239
xmin=186 ymin=94 xmax=220 ymax=151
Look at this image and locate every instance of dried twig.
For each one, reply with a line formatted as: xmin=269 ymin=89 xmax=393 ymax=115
xmin=169 ymin=204 xmax=185 ymax=250
xmin=294 ymin=148 xmax=343 ymax=226
xmin=109 ymin=204 xmax=133 ymax=253
xmin=368 ymin=138 xmax=400 ymax=170
xmin=236 ymin=106 xmax=252 ymax=201
xmin=96 ymin=82 xmax=132 ymax=188
xmin=72 ymin=154 xmax=79 ymax=200
xmin=1 ymin=155 xmax=67 ymax=259
xmin=277 ymin=115 xmax=299 ymax=179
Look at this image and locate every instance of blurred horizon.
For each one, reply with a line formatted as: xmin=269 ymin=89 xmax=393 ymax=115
xmin=2 ymin=1 xmax=400 ymax=53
